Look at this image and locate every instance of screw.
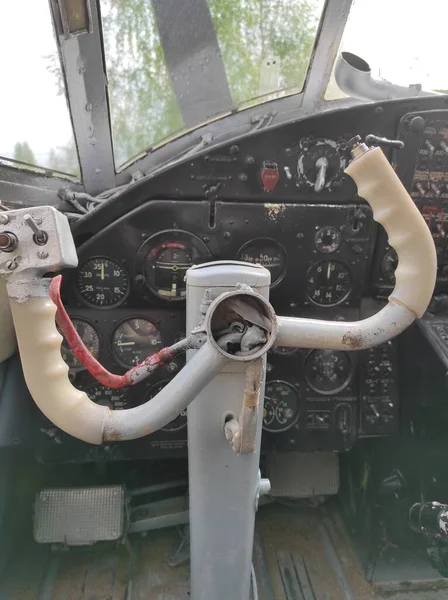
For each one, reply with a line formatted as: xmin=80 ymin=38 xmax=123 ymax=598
xmin=37 ymin=250 xmax=49 ymax=259
xmin=6 ymin=259 xmax=18 ymax=270
xmin=0 ymin=214 xmax=9 ymax=225
xmin=167 ymin=362 xmax=178 ymax=373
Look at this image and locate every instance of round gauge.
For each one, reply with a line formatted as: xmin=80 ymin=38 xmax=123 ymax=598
xmin=236 ymin=238 xmax=287 ymax=287
xmin=307 ymin=260 xmax=351 ymax=306
xmin=297 ymin=139 xmax=345 ymax=190
xmin=111 ymin=318 xmax=163 ymax=368
xmin=147 ymin=380 xmax=187 ymax=432
xmin=86 ymin=383 xmax=129 ymax=410
xmin=139 ymin=230 xmax=212 ymax=302
xmin=76 ymin=257 xmax=130 ymax=308
xmin=60 ymin=318 xmax=100 ymax=371
xmin=263 ymin=381 xmax=300 ymax=433
xmin=305 ymin=350 xmax=352 ymax=395
xmin=381 ymin=248 xmax=398 ymax=282
xmin=315 ymin=226 xmax=341 ymax=254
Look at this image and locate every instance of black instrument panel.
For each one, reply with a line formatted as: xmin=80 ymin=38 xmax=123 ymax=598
xmin=37 ymin=96 xmax=448 ymax=463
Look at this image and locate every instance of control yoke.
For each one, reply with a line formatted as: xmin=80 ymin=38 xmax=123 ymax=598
xmin=0 ymin=138 xmax=437 ymax=445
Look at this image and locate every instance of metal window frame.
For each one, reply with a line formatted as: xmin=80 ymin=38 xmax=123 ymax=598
xmin=49 ymin=0 xmax=116 ymax=195
xmin=302 ymin=0 xmax=356 ymax=112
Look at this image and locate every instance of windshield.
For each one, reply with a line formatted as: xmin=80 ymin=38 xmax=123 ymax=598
xmin=101 ymin=0 xmax=325 ymax=168
xmin=0 ymin=0 xmax=79 ymax=177
xmin=326 ymin=0 xmax=448 ymax=100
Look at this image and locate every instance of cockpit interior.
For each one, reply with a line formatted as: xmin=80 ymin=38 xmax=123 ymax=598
xmin=2 ymin=1 xmax=448 ymax=598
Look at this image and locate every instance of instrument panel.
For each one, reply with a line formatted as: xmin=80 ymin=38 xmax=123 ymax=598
xmin=36 ymin=96 xmax=448 ymax=463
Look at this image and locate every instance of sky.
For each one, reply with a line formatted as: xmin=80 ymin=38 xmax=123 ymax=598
xmin=0 ymin=0 xmax=75 ymax=164
xmin=1 ymin=0 xmax=448 ymax=170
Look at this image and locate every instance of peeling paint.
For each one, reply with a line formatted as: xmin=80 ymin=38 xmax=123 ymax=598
xmin=264 ymin=203 xmax=286 ymax=222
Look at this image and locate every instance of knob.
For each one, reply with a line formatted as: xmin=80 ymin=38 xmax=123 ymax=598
xmin=409 ymin=116 xmax=425 ymax=134
xmin=431 ymin=183 xmax=441 ymax=197
xmin=425 ymin=140 xmax=435 ymax=156
xmin=370 ymin=405 xmax=380 ymax=419
xmin=415 ymin=182 xmax=426 ymax=196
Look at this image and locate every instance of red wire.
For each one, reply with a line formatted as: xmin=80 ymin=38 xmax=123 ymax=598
xmin=50 ymin=275 xmax=175 ymax=389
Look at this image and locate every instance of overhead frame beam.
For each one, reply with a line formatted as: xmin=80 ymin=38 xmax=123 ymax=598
xmin=302 ymin=0 xmax=355 ymax=112
xmin=49 ymin=0 xmax=116 ymax=194
xmin=151 ymin=0 xmax=235 ymax=129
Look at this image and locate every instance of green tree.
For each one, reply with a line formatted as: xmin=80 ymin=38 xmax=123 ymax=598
xmin=101 ymin=0 xmax=320 ymax=165
xmin=47 ymin=141 xmax=80 ymax=177
xmin=13 ymin=141 xmax=36 ymax=165
xmin=46 ymin=0 xmax=320 ymax=170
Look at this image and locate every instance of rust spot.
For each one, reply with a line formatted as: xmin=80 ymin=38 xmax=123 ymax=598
xmin=342 ymin=332 xmax=364 ymax=348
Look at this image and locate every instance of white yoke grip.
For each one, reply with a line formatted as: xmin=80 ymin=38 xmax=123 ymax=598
xmin=275 ymin=143 xmax=437 ymax=350
xmin=345 ymin=145 xmax=437 ymax=318
xmin=0 ymin=207 xmax=227 ymax=444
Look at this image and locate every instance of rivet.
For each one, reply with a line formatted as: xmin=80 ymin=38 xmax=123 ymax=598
xmin=37 ymin=250 xmax=49 ymax=259
xmin=0 ymin=214 xmax=9 ymax=225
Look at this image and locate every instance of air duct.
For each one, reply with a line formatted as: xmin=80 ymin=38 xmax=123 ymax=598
xmin=335 ymin=52 xmax=437 ymax=102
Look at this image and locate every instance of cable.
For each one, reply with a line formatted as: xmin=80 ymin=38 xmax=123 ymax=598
xmin=50 ymin=274 xmax=192 ymax=387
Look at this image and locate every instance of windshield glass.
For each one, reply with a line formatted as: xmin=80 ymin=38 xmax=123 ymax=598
xmin=0 ymin=0 xmax=79 ymax=176
xmin=101 ymin=0 xmax=325 ymax=168
xmin=326 ymin=0 xmax=448 ymax=100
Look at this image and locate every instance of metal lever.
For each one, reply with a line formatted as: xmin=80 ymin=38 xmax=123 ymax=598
xmin=24 ymin=214 xmax=48 ymax=245
xmin=365 ymin=134 xmax=405 ymax=150
xmin=314 ymin=156 xmax=329 ymax=192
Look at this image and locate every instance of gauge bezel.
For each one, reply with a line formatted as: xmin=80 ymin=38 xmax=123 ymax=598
xmin=75 ymin=256 xmax=131 ymax=309
xmin=306 ymin=259 xmax=352 ymax=307
xmin=60 ymin=317 xmax=101 ymax=372
xmin=314 ymin=226 xmax=342 ymax=254
xmin=136 ymin=229 xmax=212 ymax=303
xmin=110 ymin=316 xmax=163 ymax=369
xmin=304 ymin=349 xmax=354 ymax=396
xmin=236 ymin=237 xmax=287 ymax=288
xmin=85 ymin=382 xmax=130 ymax=410
xmin=262 ymin=380 xmax=301 ymax=433
xmin=146 ymin=379 xmax=188 ymax=432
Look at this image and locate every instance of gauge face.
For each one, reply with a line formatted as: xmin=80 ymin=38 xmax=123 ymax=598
xmin=315 ymin=226 xmax=341 ymax=254
xmin=111 ymin=318 xmax=163 ymax=367
xmin=305 ymin=350 xmax=352 ymax=395
xmin=76 ymin=257 xmax=130 ymax=308
xmin=60 ymin=318 xmax=100 ymax=371
xmin=381 ymin=248 xmax=398 ymax=282
xmin=307 ymin=260 xmax=351 ymax=306
xmin=140 ymin=230 xmax=211 ymax=301
xmin=263 ymin=381 xmax=300 ymax=433
xmin=297 ymin=139 xmax=345 ymax=189
xmin=86 ymin=383 xmax=129 ymax=410
xmin=237 ymin=238 xmax=286 ymax=286
xmin=147 ymin=380 xmax=187 ymax=432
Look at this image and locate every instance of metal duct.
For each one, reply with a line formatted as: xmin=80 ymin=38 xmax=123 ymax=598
xmin=335 ymin=51 xmax=437 ymax=102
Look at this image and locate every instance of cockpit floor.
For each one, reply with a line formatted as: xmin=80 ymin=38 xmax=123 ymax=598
xmin=0 ymin=504 xmax=447 ymax=600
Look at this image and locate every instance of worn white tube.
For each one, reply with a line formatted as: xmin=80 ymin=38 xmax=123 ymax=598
xmin=276 ymin=302 xmax=414 ymax=350
xmin=9 ymin=287 xmax=227 ymax=444
xmin=276 ymin=145 xmax=436 ymax=351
